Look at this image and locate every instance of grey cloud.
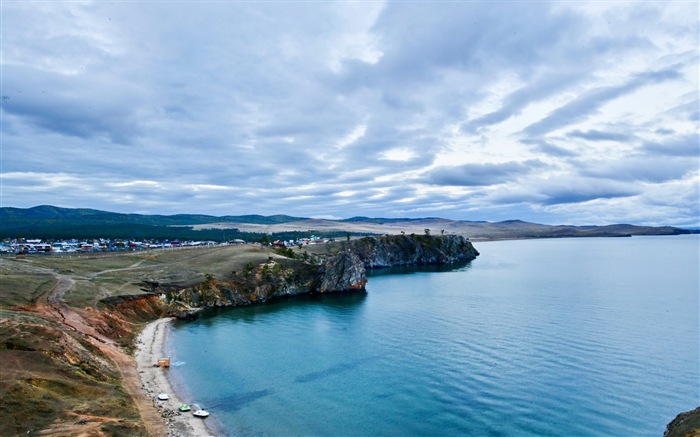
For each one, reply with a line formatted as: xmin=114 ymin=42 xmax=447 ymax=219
xmin=523 ymin=67 xmax=682 ymax=137
xmin=371 ymin=2 xmax=581 ymax=77
xmin=655 ymin=128 xmax=675 ymax=136
xmin=567 ymin=129 xmax=634 ymax=142
xmin=661 ymin=98 xmax=699 ymax=122
xmin=579 ymin=155 xmax=697 ymax=183
xmin=464 ymin=71 xmax=587 ymax=133
xmin=331 ymin=0 xmax=589 ymax=105
xmin=2 ymin=65 xmax=145 ymax=144
xmin=424 ymin=160 xmax=548 ymax=187
xmin=540 ymin=185 xmax=639 ymax=206
xmin=642 ymin=134 xmax=699 ymax=157
xmin=521 ymin=139 xmax=579 ymax=158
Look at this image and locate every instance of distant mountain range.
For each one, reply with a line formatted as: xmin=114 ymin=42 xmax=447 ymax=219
xmin=1 ymin=205 xmax=697 ymax=241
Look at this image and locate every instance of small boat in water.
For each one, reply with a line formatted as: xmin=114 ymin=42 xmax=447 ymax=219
xmin=193 ymin=409 xmax=210 ymax=418
xmin=178 ymin=404 xmax=191 ymax=412
xmin=157 ymin=393 xmax=169 ymax=400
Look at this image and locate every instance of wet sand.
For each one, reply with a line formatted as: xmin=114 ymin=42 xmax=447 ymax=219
xmin=136 ymin=318 xmax=217 ymax=437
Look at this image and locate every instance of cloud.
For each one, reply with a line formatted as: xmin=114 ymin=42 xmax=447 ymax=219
xmin=521 ymin=139 xmax=579 ymax=158
xmin=579 ymin=155 xmax=697 ymax=184
xmin=642 ymin=133 xmax=699 ymax=157
xmin=424 ymin=160 xmax=548 ymax=187
xmin=2 ymin=65 xmax=146 ymax=144
xmin=567 ymin=129 xmax=634 ymax=142
xmin=1 ymin=1 xmax=697 ymax=227
xmin=523 ymin=67 xmax=683 ymax=137
xmin=539 ymin=180 xmax=639 ymax=206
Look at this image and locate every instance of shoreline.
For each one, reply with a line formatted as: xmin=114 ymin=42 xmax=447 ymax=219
xmin=135 ymin=318 xmax=217 ymax=437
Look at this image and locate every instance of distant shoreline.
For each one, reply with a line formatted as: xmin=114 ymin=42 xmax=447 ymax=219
xmin=3 ymin=205 xmax=696 ymax=244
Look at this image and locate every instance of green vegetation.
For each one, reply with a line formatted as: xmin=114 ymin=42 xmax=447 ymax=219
xmin=0 ymin=205 xmax=305 ymax=227
xmin=1 ymin=206 xmax=369 ymax=242
xmin=0 ymin=271 xmax=56 ymax=308
xmin=274 ymin=246 xmax=296 ymax=258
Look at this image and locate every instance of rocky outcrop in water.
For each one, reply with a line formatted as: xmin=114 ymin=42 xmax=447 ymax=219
xmin=343 ymin=234 xmax=479 ymax=268
xmin=155 ymin=251 xmax=367 ymax=318
xmin=665 ymin=406 xmax=700 ymax=437
xmin=318 ymin=251 xmax=367 ymax=292
xmin=104 ymin=236 xmax=478 ymax=320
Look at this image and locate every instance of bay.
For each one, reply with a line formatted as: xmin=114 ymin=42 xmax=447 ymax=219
xmin=167 ymin=235 xmax=699 ymax=436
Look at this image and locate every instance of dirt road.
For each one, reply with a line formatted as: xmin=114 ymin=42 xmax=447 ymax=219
xmin=30 ymin=266 xmax=169 ymax=437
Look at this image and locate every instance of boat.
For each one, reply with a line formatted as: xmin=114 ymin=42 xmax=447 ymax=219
xmin=157 ymin=393 xmax=169 ymax=400
xmin=192 ymin=409 xmax=210 ymax=418
xmin=178 ymin=404 xmax=191 ymax=412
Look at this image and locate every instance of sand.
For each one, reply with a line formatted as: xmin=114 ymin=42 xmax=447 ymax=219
xmin=136 ymin=318 xmax=217 ymax=437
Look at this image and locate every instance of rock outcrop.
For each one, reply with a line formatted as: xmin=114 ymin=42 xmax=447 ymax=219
xmin=155 ymin=252 xmax=368 ymax=318
xmin=665 ymin=406 xmax=700 ymax=437
xmin=343 ymin=234 xmax=479 ymax=268
xmin=318 ymin=251 xmax=367 ymax=293
xmin=100 ymin=235 xmax=478 ymax=320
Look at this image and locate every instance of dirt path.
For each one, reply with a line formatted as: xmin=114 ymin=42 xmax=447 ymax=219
xmin=31 ymin=268 xmax=169 ymax=437
xmin=88 ymin=258 xmax=151 ymax=277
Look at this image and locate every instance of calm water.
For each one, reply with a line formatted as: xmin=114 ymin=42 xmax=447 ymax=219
xmin=167 ymin=236 xmax=699 ymax=436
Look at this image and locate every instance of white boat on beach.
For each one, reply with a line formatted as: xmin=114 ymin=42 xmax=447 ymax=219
xmin=190 ymin=403 xmax=209 ymax=418
xmin=157 ymin=393 xmax=169 ymax=400
xmin=193 ymin=409 xmax=210 ymax=418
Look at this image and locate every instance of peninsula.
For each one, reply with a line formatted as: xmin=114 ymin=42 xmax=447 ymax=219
xmin=1 ymin=234 xmax=477 ymax=436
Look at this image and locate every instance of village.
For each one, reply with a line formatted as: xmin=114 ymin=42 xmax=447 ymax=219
xmin=0 ymin=235 xmax=334 ymax=255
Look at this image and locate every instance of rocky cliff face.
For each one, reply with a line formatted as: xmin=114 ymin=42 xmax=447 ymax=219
xmin=318 ymin=251 xmax=367 ymax=292
xmin=102 ymin=236 xmax=478 ymax=320
xmin=344 ymin=234 xmax=479 ymax=268
xmin=664 ymin=406 xmax=700 ymax=437
xmin=156 ymin=251 xmax=367 ymax=319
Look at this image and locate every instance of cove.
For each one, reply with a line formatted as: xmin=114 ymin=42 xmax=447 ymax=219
xmin=166 ymin=235 xmax=699 ymax=436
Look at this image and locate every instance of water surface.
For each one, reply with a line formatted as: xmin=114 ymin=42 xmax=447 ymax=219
xmin=168 ymin=235 xmax=699 ymax=436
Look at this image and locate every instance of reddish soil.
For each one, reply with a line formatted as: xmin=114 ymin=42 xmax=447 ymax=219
xmin=30 ymin=272 xmax=168 ymax=436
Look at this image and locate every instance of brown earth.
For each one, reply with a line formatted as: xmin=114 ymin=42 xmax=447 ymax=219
xmin=1 ymin=245 xmax=278 ymax=436
xmin=2 ymin=260 xmax=165 ymax=436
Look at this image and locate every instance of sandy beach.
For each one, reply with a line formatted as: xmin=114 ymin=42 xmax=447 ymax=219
xmin=136 ymin=318 xmax=217 ymax=437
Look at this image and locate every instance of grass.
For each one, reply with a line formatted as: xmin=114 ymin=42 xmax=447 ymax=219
xmin=0 ymin=273 xmax=57 ymax=308
xmin=0 ymin=244 xmax=288 ymax=435
xmin=0 ymin=312 xmax=140 ymax=436
xmin=1 ymin=245 xmax=280 ymax=309
xmin=18 ymin=253 xmax=158 ymax=275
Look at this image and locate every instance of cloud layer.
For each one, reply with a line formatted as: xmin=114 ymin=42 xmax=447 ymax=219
xmin=2 ymin=1 xmax=698 ymax=226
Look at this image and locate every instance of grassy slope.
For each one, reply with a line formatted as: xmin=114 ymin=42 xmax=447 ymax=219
xmin=0 ymin=244 xmax=278 ymax=436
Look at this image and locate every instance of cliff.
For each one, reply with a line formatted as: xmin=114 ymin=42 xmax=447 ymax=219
xmin=98 ymin=236 xmax=477 ymax=319
xmin=156 ymin=251 xmax=367 ymax=319
xmin=318 ymin=251 xmax=367 ymax=292
xmin=343 ymin=234 xmax=479 ymax=268
xmin=665 ymin=407 xmax=700 ymax=437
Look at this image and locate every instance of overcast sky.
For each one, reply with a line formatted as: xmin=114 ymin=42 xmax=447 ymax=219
xmin=1 ymin=1 xmax=698 ymax=226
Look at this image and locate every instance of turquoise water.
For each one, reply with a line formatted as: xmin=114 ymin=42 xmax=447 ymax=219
xmin=167 ymin=235 xmax=699 ymax=436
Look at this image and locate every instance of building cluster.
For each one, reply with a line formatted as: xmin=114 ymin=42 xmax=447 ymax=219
xmin=272 ymin=235 xmax=333 ymax=247
xmin=0 ymin=238 xmax=240 ymax=255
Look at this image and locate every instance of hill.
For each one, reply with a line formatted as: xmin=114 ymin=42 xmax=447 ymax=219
xmin=1 ymin=205 xmax=696 ymax=241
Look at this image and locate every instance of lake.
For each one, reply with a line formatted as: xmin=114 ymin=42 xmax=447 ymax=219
xmin=167 ymin=235 xmax=699 ymax=436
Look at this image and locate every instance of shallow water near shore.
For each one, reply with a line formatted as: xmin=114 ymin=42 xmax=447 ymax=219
xmin=167 ymin=235 xmax=699 ymax=436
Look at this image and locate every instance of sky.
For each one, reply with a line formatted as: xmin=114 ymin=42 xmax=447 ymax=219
xmin=1 ymin=1 xmax=698 ymax=227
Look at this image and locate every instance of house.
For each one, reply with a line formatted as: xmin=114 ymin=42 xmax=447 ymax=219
xmin=34 ymin=243 xmax=53 ymax=253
